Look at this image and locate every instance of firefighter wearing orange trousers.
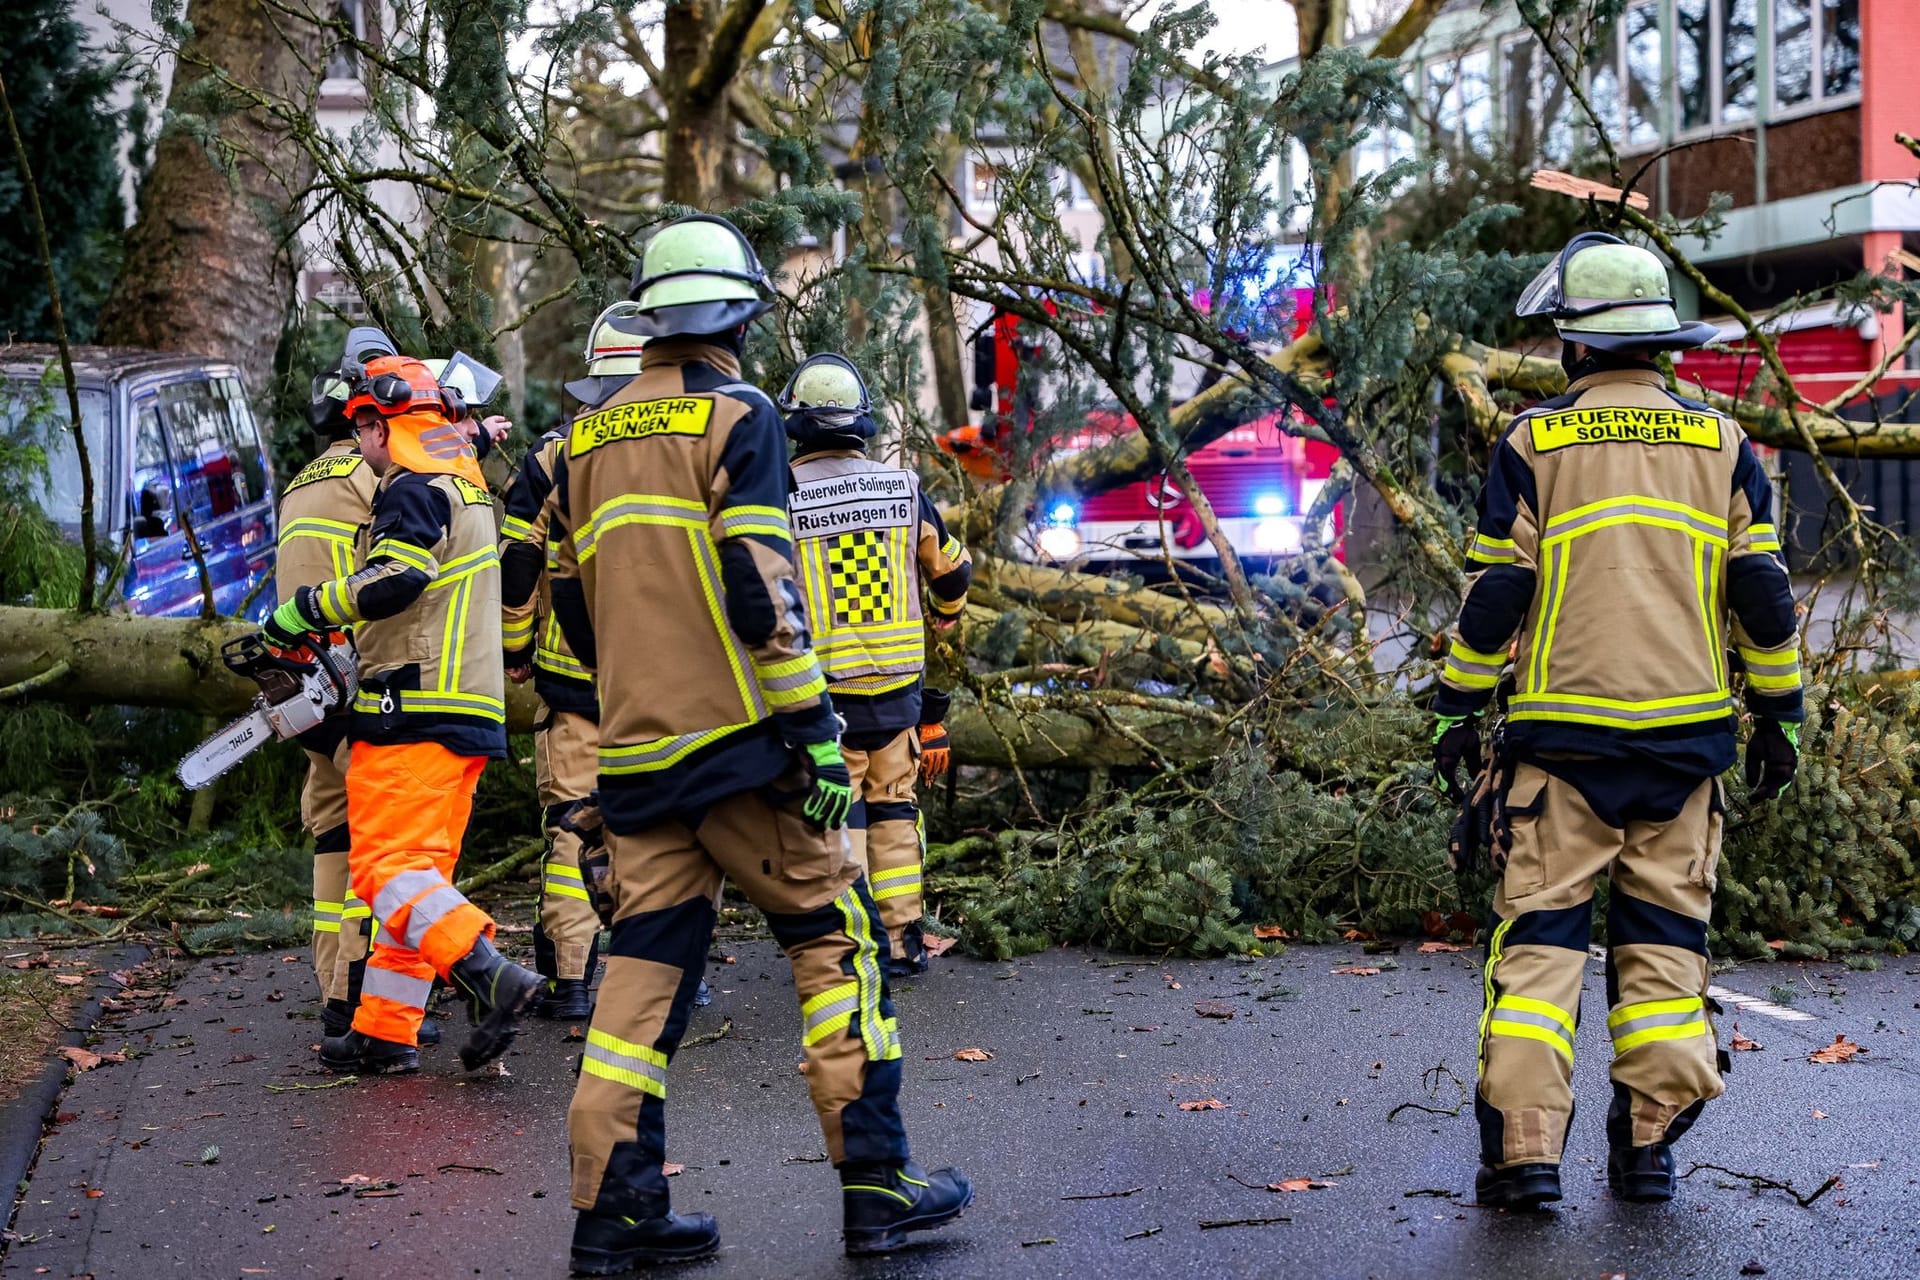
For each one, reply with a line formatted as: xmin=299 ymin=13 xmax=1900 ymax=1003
xmin=546 ymin=215 xmax=971 ymax=1274
xmin=276 ymin=371 xmax=379 ymax=1038
xmin=780 ymin=353 xmax=972 ymax=978
xmin=264 ymin=347 xmax=543 ymax=1076
xmin=1432 ymin=234 xmax=1803 ymax=1209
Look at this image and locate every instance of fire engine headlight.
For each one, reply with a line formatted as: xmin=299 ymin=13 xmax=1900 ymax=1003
xmin=1253 ymin=492 xmax=1288 ymax=517
xmin=1252 ymin=517 xmax=1302 ymax=554
xmin=1037 ymin=524 xmax=1082 ymax=560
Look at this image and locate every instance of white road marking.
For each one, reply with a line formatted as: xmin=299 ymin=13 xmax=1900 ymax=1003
xmin=1708 ymin=984 xmax=1817 ymax=1023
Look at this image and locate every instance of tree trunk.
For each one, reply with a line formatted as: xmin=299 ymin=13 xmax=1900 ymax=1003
xmin=99 ymin=0 xmax=325 ymax=399
xmin=662 ymin=1 xmax=729 ymax=209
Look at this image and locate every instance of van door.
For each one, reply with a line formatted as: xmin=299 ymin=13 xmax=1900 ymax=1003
xmin=156 ymin=376 xmax=276 ymax=619
xmin=122 ymin=395 xmax=205 ymax=617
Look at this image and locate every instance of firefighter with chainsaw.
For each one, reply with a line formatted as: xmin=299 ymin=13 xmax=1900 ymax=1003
xmin=277 ymin=353 xmax=380 ymax=1039
xmin=547 ymin=214 xmax=971 ymax=1272
xmin=262 ymin=349 xmax=543 ymax=1076
xmin=1432 ymin=232 xmax=1803 ymax=1209
xmin=497 ymin=303 xmax=648 ymax=1021
xmin=781 ymin=353 xmax=971 ymax=978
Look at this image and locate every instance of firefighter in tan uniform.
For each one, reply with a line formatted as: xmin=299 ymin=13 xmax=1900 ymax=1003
xmin=1432 ymin=233 xmax=1803 ymax=1208
xmin=278 ymin=372 xmax=380 ymax=1038
xmin=498 ymin=305 xmax=647 ymax=1021
xmin=780 ymin=354 xmax=972 ymax=977
xmin=264 ymin=350 xmax=542 ymax=1076
xmin=548 ymin=215 xmax=971 ymax=1273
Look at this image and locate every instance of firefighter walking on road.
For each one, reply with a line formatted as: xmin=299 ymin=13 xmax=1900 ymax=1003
xmin=780 ymin=353 xmax=972 ymax=977
xmin=263 ymin=348 xmax=542 ymax=1076
xmin=278 ymin=365 xmax=379 ymax=1038
xmin=548 ymin=215 xmax=971 ymax=1273
xmin=1433 ymin=233 xmax=1804 ymax=1209
xmin=497 ymin=304 xmax=647 ymax=1021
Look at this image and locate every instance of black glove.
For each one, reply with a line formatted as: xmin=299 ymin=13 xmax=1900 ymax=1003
xmin=1431 ymin=713 xmax=1482 ymax=803
xmin=556 ymin=797 xmax=613 ymax=927
xmin=1744 ymin=718 xmax=1800 ymax=803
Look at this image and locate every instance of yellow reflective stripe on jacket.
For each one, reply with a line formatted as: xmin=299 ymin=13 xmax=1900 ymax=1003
xmin=600 ymin=722 xmax=754 ymax=775
xmin=686 ymin=526 xmax=765 ymax=722
xmin=832 ymin=671 xmax=921 ymax=696
xmin=718 ymin=504 xmax=792 ymax=540
xmin=1744 ymin=522 xmax=1781 ymax=553
xmin=542 ymin=861 xmax=591 ymax=902
xmin=1508 ymin=691 xmax=1732 ymax=729
xmin=940 ymin=534 xmax=965 ymax=562
xmin=1541 ymin=495 xmax=1728 ymax=547
xmin=832 ymin=887 xmax=901 ymax=1062
xmin=352 ymin=689 xmax=506 ymax=721
xmin=753 ymin=653 xmax=826 ymax=709
xmin=317 ymin=579 xmax=358 ymax=627
xmin=1443 ymin=638 xmax=1507 ymax=690
xmin=1692 ymin=534 xmax=1724 ymax=692
xmin=312 ymin=899 xmax=344 ymax=933
xmin=1737 ymin=645 xmax=1802 ymax=691
xmin=801 ymin=979 xmax=860 ymax=1046
xmin=870 ymin=864 xmax=922 ymax=902
xmin=500 ymin=513 xmax=536 ymax=543
xmin=371 ymin=538 xmax=439 ymax=576
xmin=1487 ymin=993 xmax=1576 ymax=1062
xmin=1477 ymin=918 xmax=1514 ymax=1074
xmin=576 ymin=493 xmax=708 ymax=563
xmin=582 ymin=1027 xmax=668 ymax=1097
xmin=1466 ymin=532 xmax=1519 ymax=565
xmin=1608 ymin=995 xmax=1708 ymax=1055
xmin=536 ymin=646 xmax=592 ymax=679
xmin=503 ymin=613 xmax=534 ymax=647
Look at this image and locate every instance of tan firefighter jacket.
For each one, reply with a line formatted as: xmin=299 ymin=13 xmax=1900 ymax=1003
xmin=1435 ymin=365 xmax=1803 ymax=775
xmin=276 ymin=439 xmax=376 ymax=598
xmin=789 ymin=447 xmax=971 ymax=735
xmin=547 ymin=342 xmax=832 ymax=831
xmin=500 ymin=431 xmax=596 ymax=719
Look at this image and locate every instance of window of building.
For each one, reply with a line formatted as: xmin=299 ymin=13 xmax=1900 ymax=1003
xmin=1622 ymin=2 xmax=1663 ymax=147
xmin=1774 ymin=0 xmax=1859 ymax=113
xmin=1673 ymin=0 xmax=1758 ymax=132
xmin=1422 ymin=49 xmax=1492 ymax=155
xmin=1722 ymin=0 xmax=1759 ymax=121
xmin=967 ymin=159 xmax=998 ymax=210
xmin=1502 ymin=38 xmax=1535 ymax=157
xmin=323 ymin=0 xmax=364 ymax=84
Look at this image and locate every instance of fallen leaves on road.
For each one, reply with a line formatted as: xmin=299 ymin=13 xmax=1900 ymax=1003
xmin=328 ymin=1174 xmax=402 ymax=1198
xmin=52 ymin=974 xmax=84 ymax=986
xmin=9 ymin=952 xmax=52 ymax=970
xmin=1331 ymin=966 xmax=1381 ymax=977
xmin=1730 ymin=1032 xmax=1763 ymax=1052
xmin=1177 ymin=1098 xmax=1226 ymax=1111
xmin=84 ymin=1189 xmax=103 ymax=1199
xmin=1415 ymin=942 xmax=1464 ymax=954
xmin=953 ymin=1047 xmax=993 ymax=1062
xmin=1267 ymin=1177 xmax=1335 ymax=1192
xmin=923 ymin=936 xmax=958 ymax=957
xmin=1808 ymin=1034 xmax=1865 ymax=1064
xmin=1193 ymin=1001 xmax=1236 ymax=1019
xmin=1252 ymin=924 xmax=1287 ymax=940
xmin=1811 ymin=1109 xmax=1828 ymax=1119
xmin=663 ymin=1163 xmax=686 ymax=1177
xmin=1340 ymin=929 xmax=1371 ymax=942
xmin=56 ymin=1047 xmax=125 ymax=1073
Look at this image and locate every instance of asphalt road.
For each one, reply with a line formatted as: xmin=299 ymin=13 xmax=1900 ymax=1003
xmin=4 ymin=937 xmax=1916 ymax=1280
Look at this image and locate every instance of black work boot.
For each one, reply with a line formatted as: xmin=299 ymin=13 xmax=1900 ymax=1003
xmin=841 ymin=1161 xmax=973 ymax=1255
xmin=1608 ymin=1141 xmax=1677 ymax=1202
xmin=449 ymin=934 xmax=542 ymax=1071
xmin=319 ymin=1029 xmax=419 ymax=1075
xmin=886 ymin=924 xmax=930 ymax=982
xmin=416 ymin=1016 xmax=442 ymax=1046
xmin=537 ymin=978 xmax=594 ymax=1021
xmin=1475 ymin=1162 xmax=1562 ymax=1210
xmin=570 ymin=1208 xmax=719 ymax=1274
xmin=321 ymin=998 xmax=353 ymax=1039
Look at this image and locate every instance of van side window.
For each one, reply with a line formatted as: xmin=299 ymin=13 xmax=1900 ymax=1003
xmin=131 ymin=400 xmax=177 ymax=541
xmin=159 ymin=378 xmax=266 ymax=521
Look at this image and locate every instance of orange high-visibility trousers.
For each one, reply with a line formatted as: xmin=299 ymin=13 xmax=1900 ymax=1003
xmin=346 ymin=741 xmax=494 ymax=1045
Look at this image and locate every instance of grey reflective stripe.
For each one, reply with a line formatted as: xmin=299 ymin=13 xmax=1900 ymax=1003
xmin=689 ymin=532 xmax=766 ymax=718
xmin=583 ymin=1042 xmax=668 ymax=1091
xmin=760 ymin=665 xmax=821 ymax=693
xmin=373 ymin=869 xmax=448 ymax=924
xmin=1447 ymin=656 xmax=1505 ymax=678
xmin=1511 ymin=694 xmax=1731 ymax=721
xmin=806 ymin=993 xmax=858 ymax=1033
xmin=1610 ymin=1008 xmax=1705 ymax=1038
xmin=1491 ymin=1007 xmax=1575 ymax=1046
xmin=312 ymin=905 xmax=343 ymax=924
xmin=400 ymin=886 xmax=468 ymax=949
xmin=1742 ymin=652 xmax=1799 ymax=674
xmin=375 ymin=924 xmax=402 ymax=949
xmin=362 ymin=967 xmax=432 ymax=1009
xmin=710 ymin=381 xmax=773 ymax=409
xmin=1546 ymin=503 xmax=1726 ymax=542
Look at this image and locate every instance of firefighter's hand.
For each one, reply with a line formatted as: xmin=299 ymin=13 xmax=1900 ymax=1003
xmin=1430 ymin=713 xmax=1482 ymax=802
xmin=931 ymin=613 xmax=960 ymax=632
xmin=506 ymin=663 xmax=533 ymax=684
xmin=479 ymin=414 xmax=513 ymax=445
xmin=1744 ymin=718 xmax=1800 ymax=803
xmin=801 ymin=740 xmax=854 ymax=831
xmin=262 ymin=593 xmax=322 ymax=651
xmin=918 ymin=720 xmax=951 ymax=783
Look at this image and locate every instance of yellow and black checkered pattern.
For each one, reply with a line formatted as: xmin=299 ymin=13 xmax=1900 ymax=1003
xmin=830 ymin=530 xmax=895 ymax=625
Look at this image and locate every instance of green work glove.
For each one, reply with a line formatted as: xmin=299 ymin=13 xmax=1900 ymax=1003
xmin=801 ymin=739 xmax=854 ymax=831
xmin=261 ymin=591 xmax=322 ymax=651
xmin=1430 ymin=712 xmax=1482 ymax=803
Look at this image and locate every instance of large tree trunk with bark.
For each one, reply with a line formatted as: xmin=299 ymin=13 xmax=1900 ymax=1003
xmin=99 ymin=0 xmax=325 ymax=398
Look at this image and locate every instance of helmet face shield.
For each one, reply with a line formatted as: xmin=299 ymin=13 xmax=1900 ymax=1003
xmin=1514 ymin=231 xmax=1634 ymax=320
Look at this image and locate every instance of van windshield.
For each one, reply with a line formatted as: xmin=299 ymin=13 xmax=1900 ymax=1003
xmin=0 ymin=376 xmax=112 ymax=533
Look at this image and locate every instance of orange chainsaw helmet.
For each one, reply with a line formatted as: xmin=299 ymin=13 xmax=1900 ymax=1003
xmin=345 ymin=355 xmax=485 ymax=485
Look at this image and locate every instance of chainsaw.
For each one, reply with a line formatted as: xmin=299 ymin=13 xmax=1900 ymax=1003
xmin=176 ymin=632 xmax=358 ymax=790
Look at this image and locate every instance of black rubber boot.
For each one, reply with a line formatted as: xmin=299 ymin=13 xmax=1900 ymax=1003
xmin=417 ymin=1016 xmax=441 ymax=1046
xmin=569 ymin=1209 xmax=719 ymax=1274
xmin=1475 ymin=1162 xmax=1562 ymax=1210
xmin=841 ymin=1161 xmax=973 ymax=1255
xmin=321 ymin=998 xmax=353 ymax=1039
xmin=319 ymin=1029 xmax=419 ymax=1075
xmin=1608 ymin=1142 xmax=1677 ymax=1202
xmin=449 ymin=934 xmax=542 ymax=1071
xmin=537 ymin=978 xmax=594 ymax=1022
